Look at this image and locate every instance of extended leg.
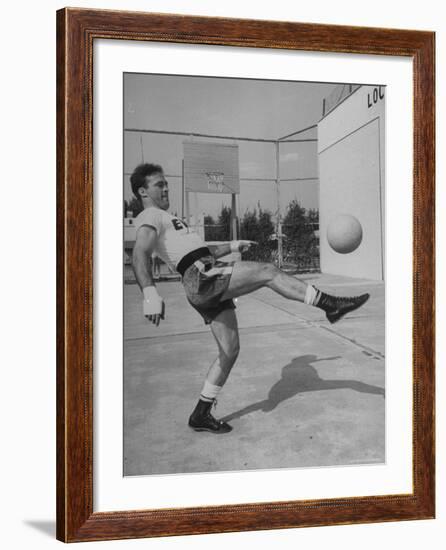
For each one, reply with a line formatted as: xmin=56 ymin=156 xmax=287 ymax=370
xmin=221 ymin=261 xmax=370 ymax=324
xmin=221 ymin=261 xmax=308 ymax=302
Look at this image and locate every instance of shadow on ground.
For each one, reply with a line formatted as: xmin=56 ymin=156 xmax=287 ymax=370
xmin=222 ymin=354 xmax=385 ymax=423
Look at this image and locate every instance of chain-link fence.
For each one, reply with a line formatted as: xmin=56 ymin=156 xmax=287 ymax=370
xmin=203 ymin=205 xmax=320 ymax=273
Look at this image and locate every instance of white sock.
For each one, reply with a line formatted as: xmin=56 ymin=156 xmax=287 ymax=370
xmin=200 ymin=381 xmax=222 ymax=402
xmin=304 ymin=285 xmax=320 ymax=306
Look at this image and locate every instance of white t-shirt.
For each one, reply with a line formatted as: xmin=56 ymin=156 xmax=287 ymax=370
xmin=134 ymin=207 xmax=206 ymax=270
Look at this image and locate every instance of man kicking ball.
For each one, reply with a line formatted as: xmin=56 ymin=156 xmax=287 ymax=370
xmin=131 ymin=163 xmax=370 ymax=434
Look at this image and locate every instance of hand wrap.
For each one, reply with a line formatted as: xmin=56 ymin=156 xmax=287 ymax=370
xmin=143 ymin=286 xmax=164 ymax=316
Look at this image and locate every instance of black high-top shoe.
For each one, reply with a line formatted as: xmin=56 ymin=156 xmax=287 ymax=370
xmin=316 ymin=292 xmax=370 ymax=324
xmin=188 ymin=399 xmax=233 ymax=434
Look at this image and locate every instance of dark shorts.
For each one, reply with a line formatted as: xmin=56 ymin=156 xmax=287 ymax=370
xmin=181 ymin=254 xmax=236 ymax=324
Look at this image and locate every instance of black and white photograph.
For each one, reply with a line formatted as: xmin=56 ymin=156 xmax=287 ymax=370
xmin=123 ymin=73 xmax=386 ymax=477
xmin=1 ymin=0 xmax=441 ymax=545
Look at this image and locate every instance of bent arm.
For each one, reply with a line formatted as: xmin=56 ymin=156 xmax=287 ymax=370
xmin=208 ymin=242 xmax=232 ymax=259
xmin=209 ymin=240 xmax=257 ymax=259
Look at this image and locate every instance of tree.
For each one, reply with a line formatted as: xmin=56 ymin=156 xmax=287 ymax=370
xmin=240 ymin=207 xmax=274 ymax=261
xmin=282 ymin=200 xmax=318 ymax=264
xmin=240 ymin=209 xmax=258 ymax=241
xmin=258 ymin=207 xmax=275 ymax=243
xmin=215 ymin=205 xmax=232 ymax=241
xmin=306 ymin=208 xmax=319 ymax=228
xmin=204 ymin=214 xmax=219 ymax=241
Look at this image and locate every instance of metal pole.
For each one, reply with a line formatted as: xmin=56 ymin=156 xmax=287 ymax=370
xmin=185 ymin=191 xmax=190 ymax=227
xmin=278 ymin=123 xmax=318 ymax=141
xmin=181 ymin=160 xmax=185 ymax=219
xmin=184 ymin=159 xmax=190 ymax=226
xmin=125 ymin=127 xmax=276 ymax=144
xmin=231 ymin=194 xmax=237 ymax=240
xmin=140 ymin=135 xmax=145 ymax=163
xmin=275 ymin=141 xmax=283 ymax=269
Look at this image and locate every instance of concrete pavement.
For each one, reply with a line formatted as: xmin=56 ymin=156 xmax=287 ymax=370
xmin=124 ymin=273 xmax=385 ymax=476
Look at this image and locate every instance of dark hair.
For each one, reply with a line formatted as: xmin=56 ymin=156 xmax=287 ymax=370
xmin=130 ymin=163 xmax=163 ymax=201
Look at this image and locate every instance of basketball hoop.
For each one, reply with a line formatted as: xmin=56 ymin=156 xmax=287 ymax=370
xmin=206 ymin=171 xmax=224 ymax=192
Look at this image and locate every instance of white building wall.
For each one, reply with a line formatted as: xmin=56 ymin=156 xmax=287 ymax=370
xmin=318 ymin=85 xmax=385 ymax=280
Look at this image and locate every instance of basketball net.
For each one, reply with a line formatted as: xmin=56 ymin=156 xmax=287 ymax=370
xmin=206 ymin=171 xmax=225 ymax=193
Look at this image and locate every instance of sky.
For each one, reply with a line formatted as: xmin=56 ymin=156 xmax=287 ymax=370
xmin=124 ymin=73 xmax=340 ymax=220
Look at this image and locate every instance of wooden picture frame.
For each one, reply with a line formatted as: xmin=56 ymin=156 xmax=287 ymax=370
xmin=56 ymin=7 xmax=435 ymax=542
